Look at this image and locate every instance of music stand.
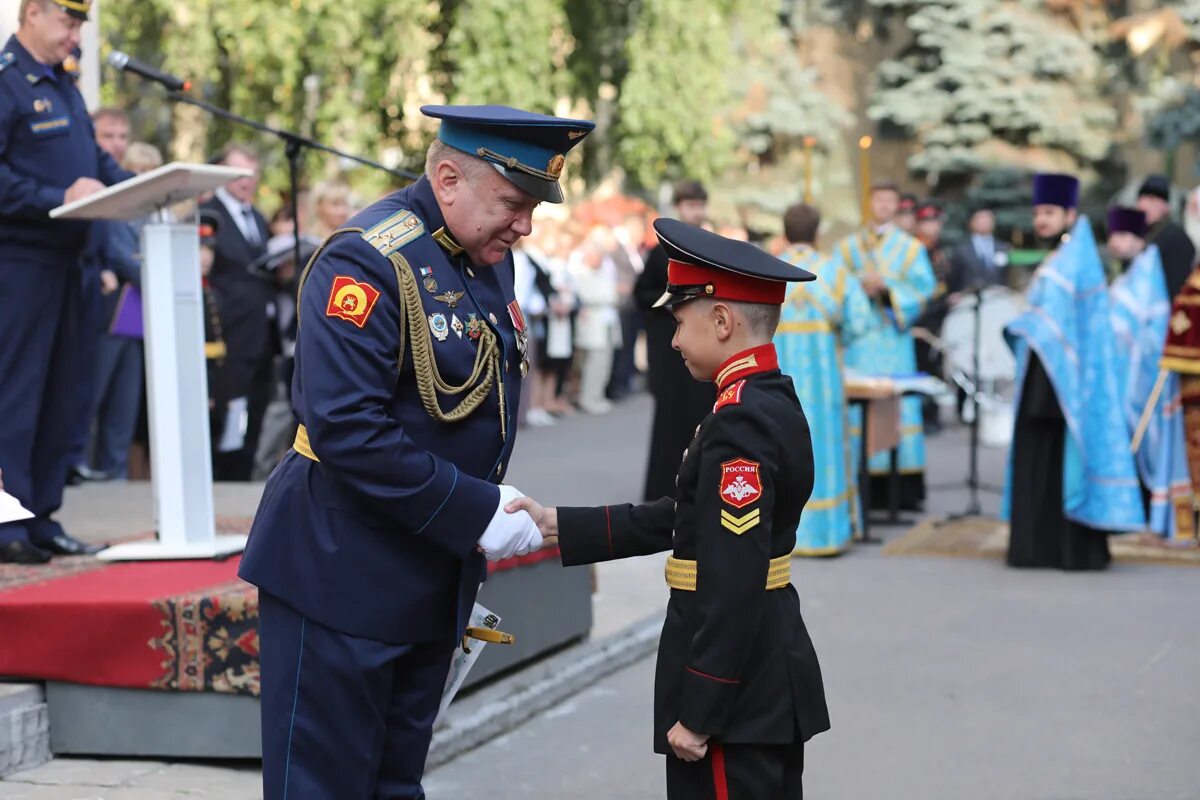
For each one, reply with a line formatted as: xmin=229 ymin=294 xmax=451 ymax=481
xmin=933 ymin=284 xmax=1005 ymax=524
xmin=52 ymin=162 xmax=253 ymax=560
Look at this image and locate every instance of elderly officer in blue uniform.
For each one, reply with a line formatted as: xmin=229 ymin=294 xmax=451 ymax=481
xmin=0 ymin=0 xmax=129 ymax=564
xmin=239 ymin=105 xmax=594 ymax=799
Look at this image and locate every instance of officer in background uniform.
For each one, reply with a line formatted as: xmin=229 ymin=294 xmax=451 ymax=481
xmin=238 ymin=105 xmax=593 ymax=799
xmin=0 ymin=0 xmax=130 ymax=563
xmin=510 ymin=220 xmax=831 ymax=799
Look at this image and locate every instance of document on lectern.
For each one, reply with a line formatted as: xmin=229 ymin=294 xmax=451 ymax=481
xmin=0 ymin=491 xmax=33 ymax=525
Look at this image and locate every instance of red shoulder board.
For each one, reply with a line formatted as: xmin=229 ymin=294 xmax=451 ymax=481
xmin=713 ymin=380 xmax=745 ymax=413
xmin=326 ymin=276 xmax=382 ymax=328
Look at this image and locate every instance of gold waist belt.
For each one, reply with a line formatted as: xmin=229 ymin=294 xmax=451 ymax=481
xmin=294 ymin=424 xmax=318 ymax=462
xmin=665 ymin=554 xmax=792 ymax=591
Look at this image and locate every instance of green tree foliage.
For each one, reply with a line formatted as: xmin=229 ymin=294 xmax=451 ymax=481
xmin=102 ymin=0 xmax=440 ymax=201
xmin=865 ymin=0 xmax=1117 ymax=183
xmin=446 ymin=0 xmax=572 ymax=113
xmin=616 ymin=0 xmax=744 ymax=189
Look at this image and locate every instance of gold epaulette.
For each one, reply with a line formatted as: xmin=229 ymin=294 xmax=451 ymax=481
xmin=665 ymin=554 xmax=792 ymax=592
xmin=361 ymin=210 xmax=425 ymax=256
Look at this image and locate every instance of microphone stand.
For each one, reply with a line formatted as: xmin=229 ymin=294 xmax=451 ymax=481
xmin=933 ymin=281 xmax=1003 ymax=525
xmin=165 ymin=92 xmax=420 ymax=271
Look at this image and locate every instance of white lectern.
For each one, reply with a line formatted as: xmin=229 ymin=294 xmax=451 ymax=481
xmin=51 ymin=163 xmax=254 ymax=560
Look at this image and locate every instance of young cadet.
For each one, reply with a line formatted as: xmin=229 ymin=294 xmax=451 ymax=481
xmin=510 ymin=219 xmax=831 ymax=799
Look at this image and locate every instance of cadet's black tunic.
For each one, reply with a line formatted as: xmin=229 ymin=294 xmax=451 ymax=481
xmin=558 ymin=345 xmax=829 ymax=799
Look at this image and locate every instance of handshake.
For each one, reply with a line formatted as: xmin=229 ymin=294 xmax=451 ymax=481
xmin=475 ymin=486 xmax=559 ymax=561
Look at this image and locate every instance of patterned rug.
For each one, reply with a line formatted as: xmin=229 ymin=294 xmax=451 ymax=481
xmin=0 ymin=514 xmax=561 ymax=698
xmin=884 ymin=516 xmax=1200 ymax=567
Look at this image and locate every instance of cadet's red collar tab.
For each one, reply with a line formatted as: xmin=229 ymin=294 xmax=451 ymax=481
xmin=713 ymin=343 xmax=778 ymax=390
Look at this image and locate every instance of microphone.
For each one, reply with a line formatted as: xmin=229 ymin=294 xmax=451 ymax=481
xmin=107 ymin=51 xmax=191 ymax=92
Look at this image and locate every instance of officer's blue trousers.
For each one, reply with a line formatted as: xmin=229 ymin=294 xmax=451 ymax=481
xmin=258 ymin=591 xmax=453 ymax=800
xmin=0 ymin=252 xmax=81 ymax=546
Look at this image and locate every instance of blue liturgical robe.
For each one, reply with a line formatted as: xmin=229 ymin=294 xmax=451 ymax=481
xmin=1110 ymin=244 xmax=1193 ymax=538
xmin=775 ymin=245 xmax=876 ymax=555
xmin=1003 ymin=218 xmax=1145 ymax=535
xmin=836 ymin=226 xmax=936 ymax=489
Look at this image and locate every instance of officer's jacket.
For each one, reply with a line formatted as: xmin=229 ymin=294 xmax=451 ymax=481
xmin=0 ymin=36 xmax=127 ymax=253
xmin=558 ymin=344 xmax=831 ymax=751
xmin=240 ymin=177 xmax=527 ymax=644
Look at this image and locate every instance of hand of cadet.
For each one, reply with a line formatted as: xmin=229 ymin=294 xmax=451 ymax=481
xmin=99 ymin=270 xmax=119 ymax=295
xmin=667 ymin=722 xmax=709 ymax=762
xmin=64 ymin=177 xmax=106 ymax=205
xmin=477 ymin=485 xmax=543 ymax=561
xmin=505 ymin=495 xmax=558 ymax=547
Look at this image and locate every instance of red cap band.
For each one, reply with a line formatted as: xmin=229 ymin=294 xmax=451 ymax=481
xmin=667 ymin=259 xmax=786 ymax=305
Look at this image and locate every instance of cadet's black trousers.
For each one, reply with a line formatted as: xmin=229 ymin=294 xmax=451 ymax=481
xmin=665 ymin=740 xmax=804 ymax=799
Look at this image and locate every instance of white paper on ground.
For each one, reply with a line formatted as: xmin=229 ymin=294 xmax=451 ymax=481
xmin=0 ymin=491 xmax=34 ymax=524
xmin=435 ymin=603 xmax=502 ymax=726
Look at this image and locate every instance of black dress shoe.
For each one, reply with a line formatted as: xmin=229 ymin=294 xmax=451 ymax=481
xmin=39 ymin=533 xmax=105 ymax=556
xmin=0 ymin=540 xmax=52 ymax=564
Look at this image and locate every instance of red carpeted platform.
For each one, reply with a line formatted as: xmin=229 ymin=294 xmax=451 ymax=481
xmin=0 ymin=544 xmax=560 ymax=698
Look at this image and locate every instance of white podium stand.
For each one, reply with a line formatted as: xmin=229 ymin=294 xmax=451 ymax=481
xmin=52 ymin=163 xmax=254 ymax=560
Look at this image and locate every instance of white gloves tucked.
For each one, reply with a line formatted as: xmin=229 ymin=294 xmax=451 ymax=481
xmin=477 ymin=485 xmax=542 ymax=561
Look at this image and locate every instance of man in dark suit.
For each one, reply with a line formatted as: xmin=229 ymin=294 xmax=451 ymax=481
xmin=200 ymin=143 xmax=276 ymax=481
xmin=949 ymin=205 xmax=1009 ymax=294
xmin=1137 ymin=175 xmax=1197 ymax=301
xmin=635 ymin=180 xmax=716 ymax=501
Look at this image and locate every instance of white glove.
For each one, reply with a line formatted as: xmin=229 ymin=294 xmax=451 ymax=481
xmin=477 ymin=485 xmax=543 ymax=561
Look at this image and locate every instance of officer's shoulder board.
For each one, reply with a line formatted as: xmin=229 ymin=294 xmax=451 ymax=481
xmin=0 ymin=52 xmax=13 ymax=74
xmin=713 ymin=379 xmax=746 ymax=413
xmin=361 ymin=209 xmax=425 ymax=257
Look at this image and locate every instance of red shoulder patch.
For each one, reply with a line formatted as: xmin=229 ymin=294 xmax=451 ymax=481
xmin=326 ymin=276 xmax=381 ymax=328
xmin=719 ymin=458 xmax=762 ymax=509
xmin=713 ymin=380 xmax=745 ymax=413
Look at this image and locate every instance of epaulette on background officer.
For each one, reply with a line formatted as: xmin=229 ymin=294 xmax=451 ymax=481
xmin=509 ymin=220 xmax=831 ymax=799
xmin=238 ymin=104 xmax=593 ymax=799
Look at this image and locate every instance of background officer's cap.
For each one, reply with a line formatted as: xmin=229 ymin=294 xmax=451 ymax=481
xmin=652 ymin=218 xmax=815 ymax=309
xmin=1032 ymin=173 xmax=1080 ymax=210
xmin=421 ymin=105 xmax=595 ymax=204
xmin=51 ymin=0 xmax=91 ymax=20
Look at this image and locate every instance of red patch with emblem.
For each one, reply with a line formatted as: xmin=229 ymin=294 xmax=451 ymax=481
xmin=719 ymin=458 xmax=761 ymax=509
xmin=325 ymin=276 xmax=381 ymax=328
xmin=713 ymin=380 xmax=745 ymax=413
xmin=507 ymin=299 xmax=526 ymax=332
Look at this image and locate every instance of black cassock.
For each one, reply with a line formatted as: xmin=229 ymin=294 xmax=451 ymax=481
xmin=1149 ymin=219 xmax=1197 ymax=302
xmin=635 ymin=244 xmax=717 ymax=501
xmin=1006 ymin=353 xmax=1111 ymax=571
xmin=559 ymin=366 xmax=829 ymax=799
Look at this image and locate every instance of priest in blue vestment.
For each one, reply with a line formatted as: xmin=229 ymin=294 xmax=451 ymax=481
xmin=1004 ymin=174 xmax=1146 ymax=570
xmin=1107 ymin=206 xmax=1194 ymax=540
xmin=775 ymin=203 xmax=877 ymax=555
xmin=836 ymin=183 xmax=936 ymax=510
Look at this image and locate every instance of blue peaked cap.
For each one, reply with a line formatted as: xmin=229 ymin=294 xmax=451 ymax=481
xmin=421 ymin=105 xmax=595 ymax=204
xmin=1032 ymin=173 xmax=1080 ymax=210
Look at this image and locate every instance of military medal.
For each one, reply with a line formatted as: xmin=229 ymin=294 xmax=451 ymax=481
xmin=428 ymin=312 xmax=449 ymax=342
xmin=433 ymin=289 xmax=464 ymax=308
xmin=466 ymin=313 xmax=484 ymax=342
xmin=420 ymin=265 xmax=438 ymax=294
xmin=33 ymin=98 xmax=52 ymax=113
xmin=507 ymin=300 xmax=530 ymax=376
xmin=451 ymin=314 xmax=464 ymax=339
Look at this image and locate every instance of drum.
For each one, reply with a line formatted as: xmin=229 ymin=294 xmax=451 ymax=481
xmin=939 ymin=286 xmax=1024 ymax=383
